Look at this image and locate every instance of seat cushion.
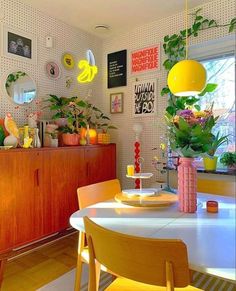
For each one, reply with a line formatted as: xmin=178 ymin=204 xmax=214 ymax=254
xmin=105 ymin=277 xmax=203 ymax=291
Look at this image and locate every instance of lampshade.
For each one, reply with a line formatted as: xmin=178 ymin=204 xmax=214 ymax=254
xmin=167 ymin=59 xmax=207 ymax=96
xmin=167 ymin=0 xmax=207 ymax=97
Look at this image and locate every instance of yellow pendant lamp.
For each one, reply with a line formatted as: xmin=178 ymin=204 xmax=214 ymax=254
xmin=167 ymin=0 xmax=207 ymax=97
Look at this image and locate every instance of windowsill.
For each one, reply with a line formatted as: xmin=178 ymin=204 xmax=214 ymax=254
xmin=167 ymin=167 xmax=236 ymax=176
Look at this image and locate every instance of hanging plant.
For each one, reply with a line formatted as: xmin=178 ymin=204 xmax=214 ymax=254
xmin=161 ymin=8 xmax=236 ymax=115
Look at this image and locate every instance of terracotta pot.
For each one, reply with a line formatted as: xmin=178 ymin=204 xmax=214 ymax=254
xmin=178 ymin=157 xmax=197 ymax=213
xmin=62 ymin=133 xmax=80 ymax=146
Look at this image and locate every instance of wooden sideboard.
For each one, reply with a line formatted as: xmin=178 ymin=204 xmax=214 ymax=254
xmin=0 ymin=144 xmax=116 ymax=255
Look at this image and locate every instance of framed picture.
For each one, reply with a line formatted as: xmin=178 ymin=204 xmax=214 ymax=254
xmin=132 ymin=78 xmax=157 ymax=117
xmin=45 ymin=61 xmax=61 ymax=80
xmin=131 ymin=44 xmax=160 ymax=75
xmin=110 ymin=92 xmax=123 ymax=113
xmin=107 ymin=50 xmax=127 ymax=88
xmin=62 ymin=52 xmax=75 ymax=70
xmin=1 ymin=24 xmax=37 ymax=64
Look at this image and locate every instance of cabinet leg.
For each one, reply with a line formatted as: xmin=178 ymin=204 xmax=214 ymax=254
xmin=0 ymin=258 xmax=7 ymax=288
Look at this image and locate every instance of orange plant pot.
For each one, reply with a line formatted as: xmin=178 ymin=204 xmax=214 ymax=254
xmin=62 ymin=133 xmax=80 ymax=146
xmin=98 ymin=133 xmax=110 ymax=144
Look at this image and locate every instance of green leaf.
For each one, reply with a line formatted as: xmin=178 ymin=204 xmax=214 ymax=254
xmin=196 ymin=16 xmax=203 ymax=21
xmin=194 ymin=104 xmax=201 ymax=111
xmin=164 ymin=35 xmax=169 ymax=42
xmin=198 ymin=83 xmax=218 ymax=96
xmin=166 ymin=106 xmax=175 ymax=116
xmin=161 ymin=87 xmax=170 ymax=96
xmin=209 ymin=19 xmax=217 ymax=27
xmin=229 ymin=23 xmax=236 ymax=33
xmin=178 ymin=117 xmax=190 ymax=132
xmin=176 ymin=98 xmax=185 ymax=110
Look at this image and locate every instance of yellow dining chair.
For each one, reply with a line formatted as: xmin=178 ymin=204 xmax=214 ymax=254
xmin=74 ymin=179 xmax=121 ymax=291
xmin=84 ymin=216 xmax=203 ymax=291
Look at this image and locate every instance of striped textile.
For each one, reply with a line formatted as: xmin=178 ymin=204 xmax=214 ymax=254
xmin=92 ymin=271 xmax=236 ymax=291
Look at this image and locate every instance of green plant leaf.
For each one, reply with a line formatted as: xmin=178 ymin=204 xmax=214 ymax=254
xmin=198 ymin=83 xmax=218 ymax=96
xmin=194 ymin=105 xmax=201 ymax=111
xmin=166 ymin=106 xmax=175 ymax=116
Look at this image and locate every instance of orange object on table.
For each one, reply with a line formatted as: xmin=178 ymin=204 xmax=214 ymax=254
xmin=207 ymin=201 xmax=218 ymax=213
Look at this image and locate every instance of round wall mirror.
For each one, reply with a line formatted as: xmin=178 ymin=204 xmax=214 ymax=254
xmin=5 ymin=71 xmax=36 ymax=105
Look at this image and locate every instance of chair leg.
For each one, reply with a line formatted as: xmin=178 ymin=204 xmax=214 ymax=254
xmin=95 ymin=261 xmax=101 ymax=291
xmin=74 ymin=256 xmax=83 ymax=291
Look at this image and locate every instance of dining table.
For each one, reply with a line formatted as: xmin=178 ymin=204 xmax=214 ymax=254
xmin=70 ymin=191 xmax=236 ymax=283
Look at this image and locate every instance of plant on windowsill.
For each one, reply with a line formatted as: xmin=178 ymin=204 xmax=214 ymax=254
xmin=202 ymin=132 xmax=229 ymax=171
xmin=220 ymin=152 xmax=236 ymax=171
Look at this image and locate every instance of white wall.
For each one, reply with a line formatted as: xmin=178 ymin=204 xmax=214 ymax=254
xmin=0 ymin=0 xmax=235 ymax=189
xmin=0 ymin=0 xmax=103 ymax=125
xmin=101 ymin=0 xmax=236 ymax=189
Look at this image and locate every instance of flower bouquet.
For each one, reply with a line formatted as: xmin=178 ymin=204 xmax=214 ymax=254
xmin=165 ymin=107 xmax=218 ymax=158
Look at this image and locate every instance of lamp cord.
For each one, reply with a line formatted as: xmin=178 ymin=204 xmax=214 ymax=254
xmin=185 ymin=0 xmax=188 ymax=60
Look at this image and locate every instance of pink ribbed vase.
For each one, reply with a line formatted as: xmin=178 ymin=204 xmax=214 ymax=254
xmin=178 ymin=157 xmax=197 ymax=213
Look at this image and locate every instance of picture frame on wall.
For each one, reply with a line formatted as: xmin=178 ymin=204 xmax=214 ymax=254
xmin=61 ymin=52 xmax=75 ymax=70
xmin=132 ymin=78 xmax=157 ymax=117
xmin=0 ymin=24 xmax=37 ymax=64
xmin=45 ymin=61 xmax=61 ymax=80
xmin=110 ymin=92 xmax=123 ymax=114
xmin=131 ymin=44 xmax=160 ymax=75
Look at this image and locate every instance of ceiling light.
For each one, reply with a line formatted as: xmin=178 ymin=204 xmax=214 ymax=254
xmin=167 ymin=0 xmax=207 ymax=97
xmin=94 ymin=24 xmax=110 ymax=32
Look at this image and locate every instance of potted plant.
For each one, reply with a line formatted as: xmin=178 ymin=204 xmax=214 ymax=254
xmin=43 ymin=95 xmax=70 ymax=127
xmin=203 ymin=132 xmax=228 ymax=171
xmin=60 ymin=98 xmax=87 ymax=146
xmin=81 ymin=101 xmax=117 ymax=145
xmin=220 ymin=152 xmax=236 ymax=171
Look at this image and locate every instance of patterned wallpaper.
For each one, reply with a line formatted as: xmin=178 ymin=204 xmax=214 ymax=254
xmin=0 ymin=0 xmax=235 ymax=189
xmin=101 ymin=0 xmax=235 ymax=189
xmin=0 ymin=0 xmax=103 ymax=125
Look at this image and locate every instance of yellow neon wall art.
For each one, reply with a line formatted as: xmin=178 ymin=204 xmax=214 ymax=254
xmin=77 ymin=50 xmax=98 ymax=83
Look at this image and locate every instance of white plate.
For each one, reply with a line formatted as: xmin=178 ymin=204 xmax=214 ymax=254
xmin=122 ymin=188 xmax=157 ymax=197
xmin=126 ymin=173 xmax=153 ymax=179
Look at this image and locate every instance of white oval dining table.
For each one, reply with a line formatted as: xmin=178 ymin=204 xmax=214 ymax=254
xmin=70 ymin=192 xmax=236 ymax=282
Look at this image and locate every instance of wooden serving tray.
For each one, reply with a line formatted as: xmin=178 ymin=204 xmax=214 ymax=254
xmin=115 ymin=192 xmax=178 ymax=208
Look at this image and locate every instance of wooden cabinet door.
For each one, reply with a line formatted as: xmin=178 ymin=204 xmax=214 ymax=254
xmin=85 ymin=144 xmax=116 ymax=184
xmin=41 ymin=148 xmax=86 ymax=234
xmin=0 ymin=151 xmax=42 ymax=253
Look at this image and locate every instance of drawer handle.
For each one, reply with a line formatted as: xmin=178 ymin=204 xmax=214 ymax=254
xmin=35 ymin=169 xmax=40 ymax=186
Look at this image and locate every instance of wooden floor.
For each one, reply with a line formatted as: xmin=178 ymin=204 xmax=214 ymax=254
xmin=1 ymin=232 xmax=79 ymax=291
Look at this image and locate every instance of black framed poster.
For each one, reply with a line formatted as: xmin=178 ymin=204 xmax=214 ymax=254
xmin=107 ymin=50 xmax=127 ymax=88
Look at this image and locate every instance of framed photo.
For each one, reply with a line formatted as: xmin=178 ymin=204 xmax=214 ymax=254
xmin=62 ymin=52 xmax=75 ymax=70
xmin=132 ymin=78 xmax=157 ymax=117
xmin=110 ymin=92 xmax=123 ymax=113
xmin=131 ymin=44 xmax=160 ymax=75
xmin=45 ymin=61 xmax=61 ymax=80
xmin=1 ymin=24 xmax=37 ymax=64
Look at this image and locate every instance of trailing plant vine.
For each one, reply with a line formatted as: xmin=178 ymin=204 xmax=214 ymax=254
xmin=161 ymin=8 xmax=236 ymax=116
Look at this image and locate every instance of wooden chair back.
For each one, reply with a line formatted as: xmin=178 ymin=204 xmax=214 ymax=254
xmin=84 ymin=216 xmax=191 ymax=290
xmin=77 ymin=179 xmax=121 ymax=209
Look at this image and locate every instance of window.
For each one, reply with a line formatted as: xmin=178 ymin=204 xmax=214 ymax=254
xmin=199 ymin=54 xmax=235 ymax=156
